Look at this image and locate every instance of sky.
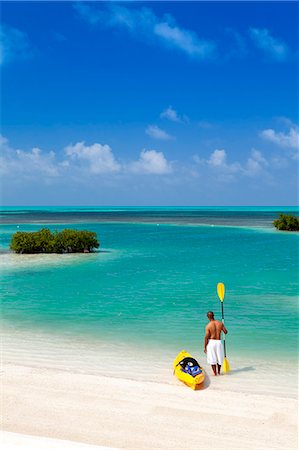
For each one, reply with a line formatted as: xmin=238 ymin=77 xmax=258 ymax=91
xmin=1 ymin=0 xmax=298 ymax=206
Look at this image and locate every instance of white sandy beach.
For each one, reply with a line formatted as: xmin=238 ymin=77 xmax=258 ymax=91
xmin=2 ymin=328 xmax=298 ymax=450
xmin=2 ymin=431 xmax=120 ymax=450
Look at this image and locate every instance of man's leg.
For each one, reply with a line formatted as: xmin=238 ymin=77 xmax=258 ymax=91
xmin=217 ymin=364 xmax=221 ymax=375
xmin=211 ymin=364 xmax=217 ymax=376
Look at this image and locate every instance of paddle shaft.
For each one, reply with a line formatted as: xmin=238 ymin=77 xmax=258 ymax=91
xmin=221 ymin=301 xmax=227 ymax=358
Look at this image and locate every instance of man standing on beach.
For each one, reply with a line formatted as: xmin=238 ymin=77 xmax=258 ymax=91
xmin=204 ymin=311 xmax=228 ymax=376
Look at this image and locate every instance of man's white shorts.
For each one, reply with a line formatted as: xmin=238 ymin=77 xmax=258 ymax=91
xmin=207 ymin=339 xmax=224 ymax=365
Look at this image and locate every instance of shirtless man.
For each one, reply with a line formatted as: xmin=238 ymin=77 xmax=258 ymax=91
xmin=204 ymin=311 xmax=228 ymax=376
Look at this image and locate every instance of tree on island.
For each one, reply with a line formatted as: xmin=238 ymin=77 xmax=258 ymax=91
xmin=10 ymin=228 xmax=100 ymax=254
xmin=273 ymin=214 xmax=299 ymax=231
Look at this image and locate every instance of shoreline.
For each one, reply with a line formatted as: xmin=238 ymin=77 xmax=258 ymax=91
xmin=3 ymin=361 xmax=298 ymax=450
xmin=2 ymin=327 xmax=298 ymax=398
xmin=2 ymin=326 xmax=298 ymax=383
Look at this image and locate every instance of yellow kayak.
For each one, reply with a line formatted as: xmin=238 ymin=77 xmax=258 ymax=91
xmin=173 ymin=350 xmax=205 ymax=390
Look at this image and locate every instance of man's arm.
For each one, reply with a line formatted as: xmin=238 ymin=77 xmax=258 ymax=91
xmin=222 ymin=323 xmax=228 ymax=334
xmin=204 ymin=326 xmax=210 ymax=353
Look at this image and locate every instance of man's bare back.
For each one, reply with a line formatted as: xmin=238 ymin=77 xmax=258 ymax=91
xmin=205 ymin=320 xmax=227 ymax=340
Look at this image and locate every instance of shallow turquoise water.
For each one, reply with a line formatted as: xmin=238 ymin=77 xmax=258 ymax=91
xmin=1 ymin=208 xmax=298 ymax=361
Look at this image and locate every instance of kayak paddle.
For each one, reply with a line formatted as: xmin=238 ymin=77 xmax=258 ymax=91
xmin=217 ymin=282 xmax=230 ymax=373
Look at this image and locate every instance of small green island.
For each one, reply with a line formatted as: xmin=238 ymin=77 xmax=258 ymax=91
xmin=273 ymin=214 xmax=299 ymax=231
xmin=10 ymin=228 xmax=100 ymax=254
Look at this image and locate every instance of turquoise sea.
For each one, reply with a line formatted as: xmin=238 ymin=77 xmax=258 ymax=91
xmin=1 ymin=207 xmax=298 ymax=366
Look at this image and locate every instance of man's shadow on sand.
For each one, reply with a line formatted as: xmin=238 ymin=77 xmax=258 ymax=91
xmin=195 ymin=366 xmax=255 ymax=390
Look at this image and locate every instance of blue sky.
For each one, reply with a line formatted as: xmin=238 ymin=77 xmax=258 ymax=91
xmin=1 ymin=1 xmax=298 ymax=206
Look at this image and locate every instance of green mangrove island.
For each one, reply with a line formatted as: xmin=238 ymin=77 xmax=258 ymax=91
xmin=10 ymin=228 xmax=100 ymax=254
xmin=273 ymin=214 xmax=299 ymax=231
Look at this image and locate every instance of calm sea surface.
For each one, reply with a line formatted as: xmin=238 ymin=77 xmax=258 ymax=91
xmin=1 ymin=207 xmax=298 ymax=363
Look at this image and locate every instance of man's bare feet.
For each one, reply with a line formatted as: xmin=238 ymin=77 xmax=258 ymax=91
xmin=211 ymin=364 xmax=217 ymax=376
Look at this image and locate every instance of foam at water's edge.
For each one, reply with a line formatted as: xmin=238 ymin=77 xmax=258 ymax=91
xmin=2 ymin=328 xmax=297 ymax=399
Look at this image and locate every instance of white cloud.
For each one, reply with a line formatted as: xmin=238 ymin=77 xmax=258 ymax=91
xmin=260 ymin=126 xmax=299 ymax=150
xmin=64 ymin=142 xmax=121 ymax=174
xmin=74 ymin=3 xmax=215 ymax=60
xmin=154 ymin=21 xmax=215 ymax=59
xmin=160 ymin=106 xmax=180 ymax=122
xmin=251 ymin=149 xmax=268 ymax=166
xmin=16 ymin=148 xmax=59 ymax=177
xmin=129 ymin=149 xmax=172 ymax=174
xmin=0 ymin=24 xmax=31 ymax=65
xmin=207 ymin=149 xmax=242 ymax=175
xmin=0 ymin=136 xmax=58 ymax=177
xmin=145 ymin=125 xmax=173 ymax=140
xmin=160 ymin=106 xmax=188 ymax=123
xmin=0 ymin=136 xmax=176 ymax=181
xmin=194 ymin=148 xmax=270 ymax=180
xmin=244 ymin=149 xmax=268 ymax=177
xmin=208 ymin=149 xmax=226 ymax=167
xmin=249 ymin=28 xmax=289 ymax=61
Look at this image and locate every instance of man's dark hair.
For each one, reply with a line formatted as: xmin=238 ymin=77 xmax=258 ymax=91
xmin=207 ymin=311 xmax=214 ymax=319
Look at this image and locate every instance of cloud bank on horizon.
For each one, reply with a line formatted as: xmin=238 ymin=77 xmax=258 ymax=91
xmin=1 ymin=119 xmax=297 ymax=179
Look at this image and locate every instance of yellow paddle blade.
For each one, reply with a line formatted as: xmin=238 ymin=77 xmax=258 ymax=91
xmin=223 ymin=358 xmax=230 ymax=373
xmin=217 ymin=282 xmax=225 ymax=302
